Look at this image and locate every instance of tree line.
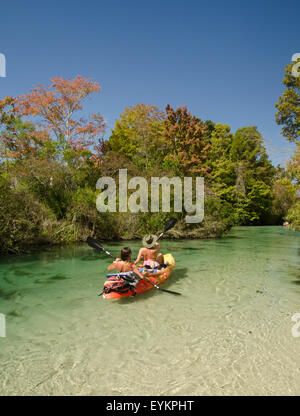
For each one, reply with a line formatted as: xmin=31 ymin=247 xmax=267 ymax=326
xmin=0 ymin=68 xmax=297 ymax=254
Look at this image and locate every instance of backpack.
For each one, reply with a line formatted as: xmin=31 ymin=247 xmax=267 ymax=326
xmin=100 ymin=272 xmax=139 ymax=296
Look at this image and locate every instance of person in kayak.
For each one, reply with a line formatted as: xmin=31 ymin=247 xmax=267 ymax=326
xmin=108 ymin=247 xmax=144 ymax=279
xmin=134 ymin=234 xmax=162 ymax=269
xmin=156 ymin=253 xmax=169 ymax=269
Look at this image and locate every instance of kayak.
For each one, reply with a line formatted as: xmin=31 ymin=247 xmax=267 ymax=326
xmin=102 ymin=253 xmax=175 ymax=300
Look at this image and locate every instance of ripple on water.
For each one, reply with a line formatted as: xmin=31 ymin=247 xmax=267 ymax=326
xmin=0 ymin=226 xmax=300 ymax=395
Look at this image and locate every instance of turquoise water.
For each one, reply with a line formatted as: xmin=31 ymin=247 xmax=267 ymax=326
xmin=0 ymin=226 xmax=300 ymax=395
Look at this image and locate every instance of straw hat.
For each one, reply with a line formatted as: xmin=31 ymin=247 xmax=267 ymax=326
xmin=142 ymin=234 xmax=158 ymax=249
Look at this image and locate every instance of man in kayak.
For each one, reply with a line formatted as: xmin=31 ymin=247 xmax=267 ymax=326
xmin=134 ymin=234 xmax=162 ymax=269
xmin=108 ymin=247 xmax=144 ymax=279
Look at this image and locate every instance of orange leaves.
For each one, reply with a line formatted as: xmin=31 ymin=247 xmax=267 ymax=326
xmin=163 ymin=104 xmax=210 ymax=176
xmin=14 ymin=76 xmax=104 ymax=159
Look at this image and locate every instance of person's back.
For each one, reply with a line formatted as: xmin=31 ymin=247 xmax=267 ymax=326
xmin=135 ymin=234 xmax=161 ymax=268
xmin=108 ymin=247 xmax=143 ymax=277
xmin=141 ymin=247 xmax=159 ymax=261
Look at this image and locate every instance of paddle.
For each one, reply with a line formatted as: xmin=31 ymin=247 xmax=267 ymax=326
xmin=157 ymin=217 xmax=177 ymax=241
xmin=142 ymin=275 xmax=181 ymax=296
xmin=86 ymin=236 xmax=115 ymax=259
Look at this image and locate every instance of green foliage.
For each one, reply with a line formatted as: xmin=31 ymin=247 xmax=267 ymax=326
xmin=0 ymin=174 xmax=51 ymax=253
xmin=208 ymin=125 xmax=276 ymax=225
xmin=286 ymin=202 xmax=300 ymax=231
xmin=109 ymin=104 xmax=165 ymax=170
xmin=275 ymin=58 xmax=300 ymax=142
xmin=274 ymin=58 xmax=300 ymax=230
xmin=1 ymin=76 xmax=296 ymax=254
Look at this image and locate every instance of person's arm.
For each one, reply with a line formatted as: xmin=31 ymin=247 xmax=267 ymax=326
xmin=133 ymin=264 xmax=145 ymax=279
xmin=134 ymin=248 xmax=144 ymax=265
xmin=107 ymin=263 xmax=117 ymax=271
xmin=107 ymin=258 xmax=120 ymax=271
xmin=143 ymin=268 xmax=164 ymax=277
xmin=153 ymin=242 xmax=161 ymax=255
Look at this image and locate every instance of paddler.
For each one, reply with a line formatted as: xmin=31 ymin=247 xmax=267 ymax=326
xmin=134 ymin=234 xmax=162 ymax=269
xmin=108 ymin=247 xmax=144 ymax=279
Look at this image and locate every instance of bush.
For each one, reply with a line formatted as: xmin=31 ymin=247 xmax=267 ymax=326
xmin=0 ymin=175 xmax=51 ymax=253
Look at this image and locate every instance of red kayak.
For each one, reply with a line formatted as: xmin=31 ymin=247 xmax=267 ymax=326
xmin=102 ymin=253 xmax=175 ymax=300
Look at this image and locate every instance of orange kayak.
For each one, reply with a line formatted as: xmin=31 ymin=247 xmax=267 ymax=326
xmin=103 ymin=253 xmax=175 ymax=300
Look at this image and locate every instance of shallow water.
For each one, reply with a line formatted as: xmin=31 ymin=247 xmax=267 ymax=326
xmin=0 ymin=226 xmax=300 ymax=396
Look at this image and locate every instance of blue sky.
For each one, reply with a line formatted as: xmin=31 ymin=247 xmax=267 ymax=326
xmin=0 ymin=0 xmax=299 ymax=165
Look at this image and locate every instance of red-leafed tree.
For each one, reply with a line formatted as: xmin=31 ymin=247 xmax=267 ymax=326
xmin=163 ymin=104 xmax=210 ymax=176
xmin=0 ymin=96 xmax=51 ymax=162
xmin=16 ymin=76 xmax=105 ymax=162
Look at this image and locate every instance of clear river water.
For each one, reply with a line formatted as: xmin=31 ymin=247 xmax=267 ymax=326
xmin=0 ymin=226 xmax=300 ymax=396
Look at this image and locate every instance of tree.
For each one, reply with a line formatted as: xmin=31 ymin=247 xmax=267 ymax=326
xmin=109 ymin=104 xmax=165 ymax=170
xmin=16 ymin=76 xmax=105 ymax=162
xmin=163 ymin=104 xmax=210 ymax=176
xmin=275 ymin=57 xmax=300 ymax=142
xmin=209 ymin=124 xmax=235 ymax=183
xmin=0 ymin=97 xmax=52 ymax=162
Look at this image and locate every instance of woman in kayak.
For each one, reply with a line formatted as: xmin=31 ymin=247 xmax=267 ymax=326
xmin=134 ymin=234 xmax=162 ymax=269
xmin=108 ymin=247 xmax=144 ymax=278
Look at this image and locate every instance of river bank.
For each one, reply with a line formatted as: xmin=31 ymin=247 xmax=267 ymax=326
xmin=0 ymin=213 xmax=231 ymax=255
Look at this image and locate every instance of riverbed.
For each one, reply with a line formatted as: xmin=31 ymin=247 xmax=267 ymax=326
xmin=0 ymin=226 xmax=300 ymax=395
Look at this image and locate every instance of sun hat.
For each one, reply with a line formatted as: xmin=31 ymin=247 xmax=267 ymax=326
xmin=142 ymin=234 xmax=158 ymax=249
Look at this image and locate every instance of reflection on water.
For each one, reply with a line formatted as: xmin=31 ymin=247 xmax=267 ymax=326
xmin=0 ymin=226 xmax=300 ymax=396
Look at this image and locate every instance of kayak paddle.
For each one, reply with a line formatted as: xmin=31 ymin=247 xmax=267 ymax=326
xmin=130 ymin=271 xmax=181 ymax=296
xmin=86 ymin=236 xmax=115 ymax=259
xmin=157 ymin=217 xmax=177 ymax=241
xmin=143 ymin=275 xmax=181 ymax=296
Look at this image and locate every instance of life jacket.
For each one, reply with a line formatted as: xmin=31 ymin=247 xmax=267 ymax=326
xmin=100 ymin=272 xmax=139 ymax=296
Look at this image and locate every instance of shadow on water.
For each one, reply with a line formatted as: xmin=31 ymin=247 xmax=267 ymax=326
xmin=165 ymin=267 xmax=188 ymax=286
xmin=181 ymin=247 xmax=206 ymax=251
xmin=223 ymin=236 xmax=244 ymax=240
xmin=48 ymin=274 xmax=68 ymax=281
xmin=0 ymin=288 xmax=20 ymax=300
xmin=80 ymin=255 xmax=102 ymax=262
xmin=13 ymin=269 xmax=35 ymax=277
xmin=7 ymin=310 xmax=22 ymax=317
xmin=34 ymin=274 xmax=69 ymax=284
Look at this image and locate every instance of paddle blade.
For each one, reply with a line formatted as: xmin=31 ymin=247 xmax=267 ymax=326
xmin=159 ymin=287 xmax=181 ymax=296
xmin=87 ymin=237 xmax=115 ymax=259
xmin=163 ymin=217 xmax=177 ymax=233
xmin=86 ymin=237 xmax=105 ymax=252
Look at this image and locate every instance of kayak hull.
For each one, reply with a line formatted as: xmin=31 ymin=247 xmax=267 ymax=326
xmin=103 ymin=253 xmax=175 ymax=300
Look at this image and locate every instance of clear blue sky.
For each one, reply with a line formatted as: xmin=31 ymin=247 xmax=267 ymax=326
xmin=0 ymin=0 xmax=299 ymax=166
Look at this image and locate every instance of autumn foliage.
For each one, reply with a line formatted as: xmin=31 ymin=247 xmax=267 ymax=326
xmin=16 ymin=76 xmax=105 ymax=155
xmin=163 ymin=104 xmax=210 ymax=176
xmin=0 ymin=73 xmax=296 ymax=253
